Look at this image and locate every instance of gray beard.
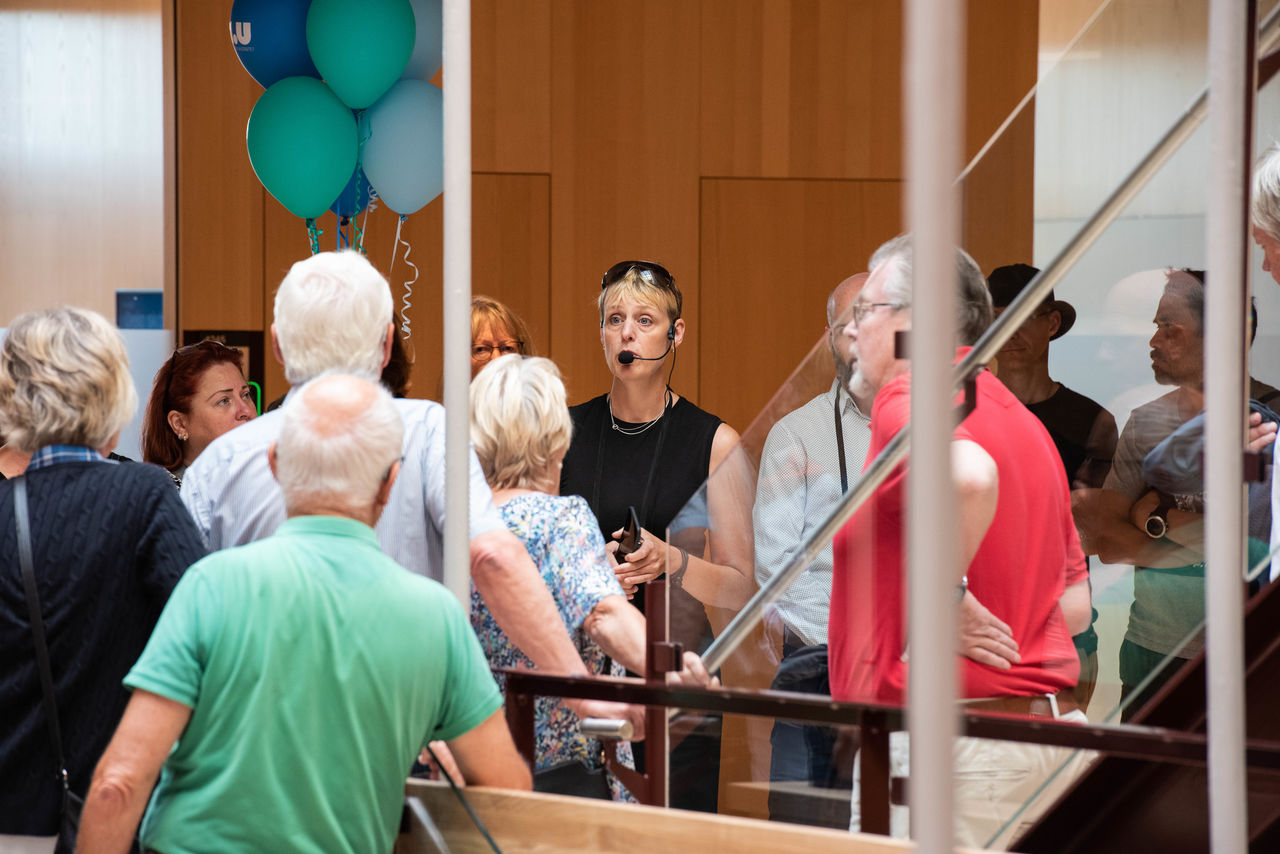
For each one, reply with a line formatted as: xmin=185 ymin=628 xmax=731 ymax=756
xmin=847 ymin=369 xmax=876 ymax=402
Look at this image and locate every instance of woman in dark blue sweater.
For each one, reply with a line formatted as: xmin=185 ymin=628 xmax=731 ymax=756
xmin=0 ymin=308 xmax=206 ymax=847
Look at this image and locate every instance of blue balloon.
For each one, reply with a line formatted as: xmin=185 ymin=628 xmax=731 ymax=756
xmin=330 ymin=165 xmax=374 ymax=217
xmin=402 ymin=0 xmax=443 ymax=81
xmin=230 ymin=0 xmax=319 ymax=90
xmin=360 ymin=80 xmax=443 ymax=215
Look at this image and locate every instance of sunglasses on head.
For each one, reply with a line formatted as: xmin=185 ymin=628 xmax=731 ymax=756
xmin=600 ymin=260 xmax=676 ymax=291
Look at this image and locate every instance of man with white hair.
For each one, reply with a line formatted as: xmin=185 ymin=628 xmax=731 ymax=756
xmin=78 ymin=374 xmax=529 ymax=853
xmin=181 ymin=251 xmax=635 ymax=726
xmin=830 ymin=235 xmax=1091 ymax=846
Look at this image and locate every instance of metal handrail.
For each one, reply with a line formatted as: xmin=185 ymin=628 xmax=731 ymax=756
xmin=499 ymin=669 xmax=1280 ymax=770
xmin=701 ymin=3 xmax=1280 ymax=675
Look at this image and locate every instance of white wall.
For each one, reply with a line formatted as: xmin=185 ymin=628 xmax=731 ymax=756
xmin=0 ymin=3 xmax=169 ymax=326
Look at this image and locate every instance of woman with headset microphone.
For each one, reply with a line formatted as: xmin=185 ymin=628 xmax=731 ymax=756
xmin=559 ymin=260 xmax=754 ymax=812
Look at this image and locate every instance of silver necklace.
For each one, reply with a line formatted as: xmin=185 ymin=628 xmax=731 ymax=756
xmin=608 ymin=389 xmax=672 ymax=436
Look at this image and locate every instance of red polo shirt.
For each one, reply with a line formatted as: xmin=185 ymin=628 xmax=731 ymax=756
xmin=829 ymin=350 xmax=1084 ymax=703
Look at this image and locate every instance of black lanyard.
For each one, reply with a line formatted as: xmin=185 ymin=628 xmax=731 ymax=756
xmin=834 ymin=389 xmax=850 ymax=494
xmin=591 ymin=391 xmax=673 ymax=531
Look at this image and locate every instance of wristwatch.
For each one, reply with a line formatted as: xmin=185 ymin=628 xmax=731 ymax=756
xmin=1144 ymin=494 xmax=1176 ymax=539
xmin=955 ymin=575 xmax=968 ymax=602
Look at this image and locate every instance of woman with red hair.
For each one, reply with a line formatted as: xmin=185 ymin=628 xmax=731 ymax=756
xmin=142 ymin=340 xmax=257 ymax=487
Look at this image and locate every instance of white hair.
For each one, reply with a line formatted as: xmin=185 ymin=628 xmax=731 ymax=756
xmin=0 ymin=307 xmax=137 ymax=452
xmin=470 ymin=355 xmax=571 ymax=490
xmin=869 ymin=234 xmax=992 ymax=346
xmin=1253 ymin=143 xmax=1280 ymax=242
xmin=275 ymin=373 xmax=403 ymax=514
xmin=273 ymin=251 xmax=393 ymax=385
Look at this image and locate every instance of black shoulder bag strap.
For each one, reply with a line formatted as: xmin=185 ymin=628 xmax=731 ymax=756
xmin=15 ymin=477 xmax=78 ymax=834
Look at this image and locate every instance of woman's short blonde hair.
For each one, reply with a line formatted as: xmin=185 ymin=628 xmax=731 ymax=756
xmin=597 ymin=265 xmax=681 ymax=326
xmin=470 ymin=355 xmax=571 ymax=490
xmin=0 ymin=307 xmax=138 ymax=453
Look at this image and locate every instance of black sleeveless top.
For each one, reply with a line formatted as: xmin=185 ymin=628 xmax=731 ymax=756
xmin=561 ymin=392 xmax=721 ymax=546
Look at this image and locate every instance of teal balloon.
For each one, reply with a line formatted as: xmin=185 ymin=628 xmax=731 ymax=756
xmin=307 ymin=0 xmax=415 ymax=109
xmin=360 ymin=79 xmax=443 ymax=215
xmin=246 ymin=77 xmax=358 ymax=219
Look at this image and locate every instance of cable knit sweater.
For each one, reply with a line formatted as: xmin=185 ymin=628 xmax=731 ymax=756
xmin=0 ymin=461 xmax=205 ymax=835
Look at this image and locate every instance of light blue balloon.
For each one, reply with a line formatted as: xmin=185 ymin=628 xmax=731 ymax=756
xmin=402 ymin=0 xmax=443 ymax=81
xmin=360 ymin=80 xmax=443 ymax=215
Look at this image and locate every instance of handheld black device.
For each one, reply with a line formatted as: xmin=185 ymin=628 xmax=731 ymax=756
xmin=616 ymin=505 xmax=643 ymax=558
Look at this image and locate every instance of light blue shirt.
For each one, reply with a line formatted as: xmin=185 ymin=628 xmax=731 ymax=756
xmin=181 ymin=397 xmax=504 ymax=581
xmin=753 ymin=379 xmax=870 ymax=646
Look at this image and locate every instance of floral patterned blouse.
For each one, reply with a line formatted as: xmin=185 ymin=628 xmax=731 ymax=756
xmin=470 ymin=492 xmax=635 ymax=799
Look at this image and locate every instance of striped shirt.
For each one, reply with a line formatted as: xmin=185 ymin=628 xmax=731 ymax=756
xmin=753 ymin=380 xmax=871 ymax=646
xmin=181 ymin=397 xmax=504 ymax=581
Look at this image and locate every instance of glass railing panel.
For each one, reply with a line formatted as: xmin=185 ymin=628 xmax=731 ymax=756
xmin=657 ymin=329 xmax=843 ymax=815
xmin=617 ymin=0 xmax=1280 ymax=845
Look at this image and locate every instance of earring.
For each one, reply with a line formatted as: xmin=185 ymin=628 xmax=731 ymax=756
xmin=179 ymin=432 xmax=188 ymax=441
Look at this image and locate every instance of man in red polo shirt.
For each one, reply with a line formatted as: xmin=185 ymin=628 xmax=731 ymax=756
xmin=831 ymin=234 xmax=1091 ymax=846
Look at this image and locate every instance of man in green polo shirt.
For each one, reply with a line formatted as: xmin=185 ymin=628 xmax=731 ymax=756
xmin=78 ymin=374 xmax=530 ymax=853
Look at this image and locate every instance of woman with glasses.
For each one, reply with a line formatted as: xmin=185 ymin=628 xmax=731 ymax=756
xmin=559 ymin=260 xmax=754 ymax=811
xmin=142 ymin=340 xmax=257 ymax=488
xmin=470 ymin=295 xmax=534 ymax=379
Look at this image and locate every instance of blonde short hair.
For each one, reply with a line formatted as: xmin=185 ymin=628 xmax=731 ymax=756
xmin=0 ymin=307 xmax=137 ymax=453
xmin=1253 ymin=143 xmax=1280 ymax=242
xmin=470 ymin=355 xmax=571 ymax=490
xmin=597 ymin=266 xmax=681 ymax=326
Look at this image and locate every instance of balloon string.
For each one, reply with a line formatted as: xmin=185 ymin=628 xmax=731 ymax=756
xmin=395 ymin=214 xmax=418 ymax=341
xmin=352 ymin=108 xmax=373 ymax=256
xmin=306 ymin=219 xmax=322 ymax=255
xmin=357 ymin=187 xmax=379 ymax=255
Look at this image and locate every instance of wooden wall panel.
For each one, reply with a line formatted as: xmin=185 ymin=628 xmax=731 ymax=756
xmin=962 ymin=106 xmax=1037 ymax=272
xmin=472 ymin=0 xmax=552 ymax=174
xmin=175 ymin=0 xmax=263 ymax=331
xmin=255 ymin=175 xmax=549 ymax=405
xmin=699 ymin=0 xmax=903 ymax=180
xmin=176 ymin=0 xmax=1036 ymax=416
xmin=471 ymin=174 xmax=553 ymax=359
xmin=699 ymin=178 xmax=903 ymax=435
xmin=962 ymin=0 xmax=1039 ymax=267
xmin=548 ymin=0 xmax=702 ymax=406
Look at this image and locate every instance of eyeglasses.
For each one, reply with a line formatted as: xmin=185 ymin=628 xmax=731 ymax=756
xmin=471 ymin=341 xmax=523 ymax=363
xmin=600 ymin=260 xmax=676 ymax=292
xmin=850 ymin=301 xmax=908 ymax=327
